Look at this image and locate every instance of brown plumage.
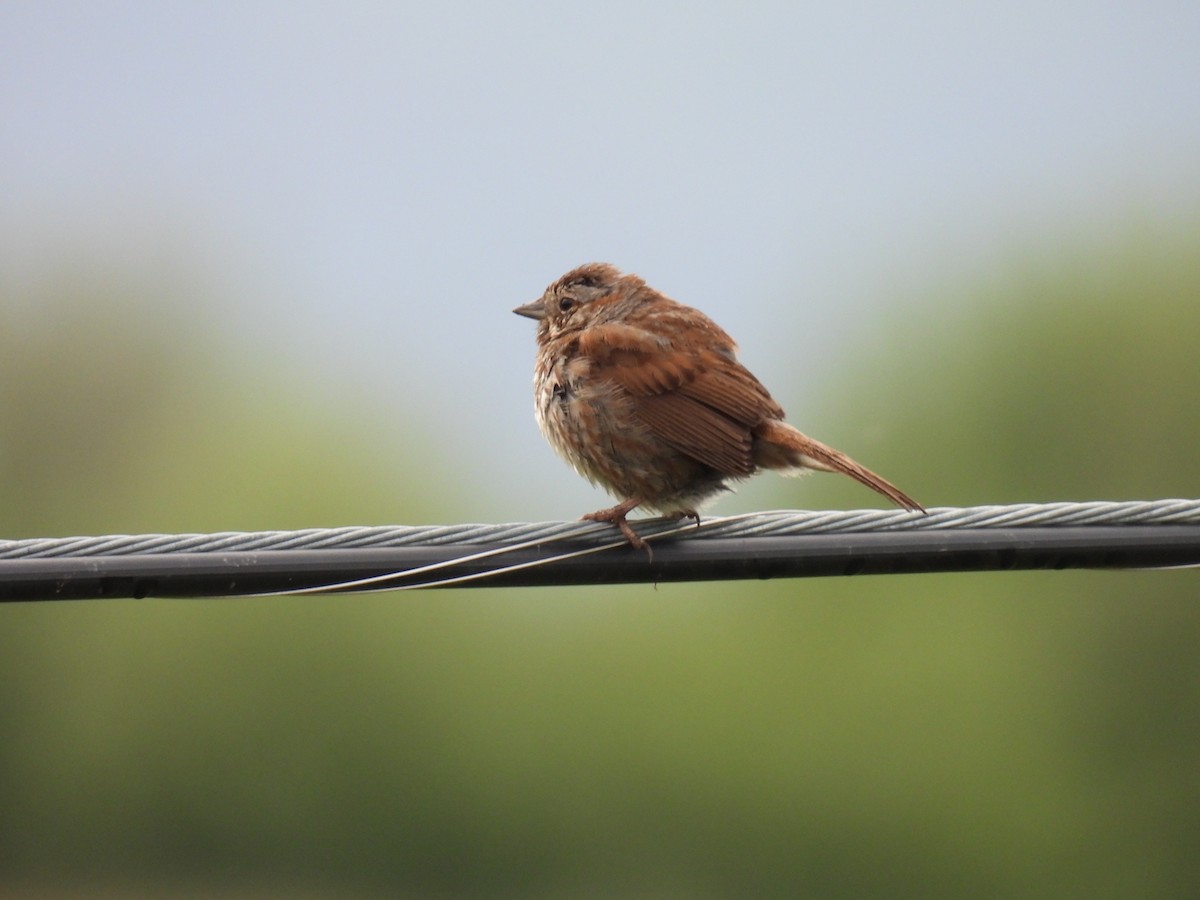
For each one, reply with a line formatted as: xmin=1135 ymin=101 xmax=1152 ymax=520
xmin=514 ymin=263 xmax=923 ymax=550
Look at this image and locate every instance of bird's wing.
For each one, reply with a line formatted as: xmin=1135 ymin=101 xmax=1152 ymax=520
xmin=578 ymin=320 xmax=781 ymax=476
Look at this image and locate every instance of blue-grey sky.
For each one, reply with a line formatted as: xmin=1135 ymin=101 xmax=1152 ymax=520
xmin=3 ymin=2 xmax=1198 ymax=519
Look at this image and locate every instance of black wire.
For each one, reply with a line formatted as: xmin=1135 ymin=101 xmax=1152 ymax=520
xmin=1 ymin=525 xmax=1197 ymax=601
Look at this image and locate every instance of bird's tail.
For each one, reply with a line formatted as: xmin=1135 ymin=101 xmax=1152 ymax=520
xmin=753 ymin=419 xmax=924 ymax=512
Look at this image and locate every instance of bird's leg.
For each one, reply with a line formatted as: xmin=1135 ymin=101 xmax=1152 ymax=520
xmin=582 ymin=497 xmax=647 ymax=552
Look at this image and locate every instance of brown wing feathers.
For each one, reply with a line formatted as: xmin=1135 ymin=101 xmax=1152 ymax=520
xmin=635 ymin=393 xmax=755 ymax=475
xmin=577 ymin=320 xmax=923 ymax=511
xmin=581 ymin=324 xmax=769 ymax=477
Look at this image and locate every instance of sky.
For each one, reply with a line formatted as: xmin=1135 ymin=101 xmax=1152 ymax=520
xmin=2 ymin=2 xmax=1198 ymax=520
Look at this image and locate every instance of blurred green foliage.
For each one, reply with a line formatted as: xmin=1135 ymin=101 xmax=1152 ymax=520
xmin=1 ymin=227 xmax=1199 ymax=898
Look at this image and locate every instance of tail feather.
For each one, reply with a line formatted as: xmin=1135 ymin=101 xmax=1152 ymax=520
xmin=753 ymin=420 xmax=924 ymax=513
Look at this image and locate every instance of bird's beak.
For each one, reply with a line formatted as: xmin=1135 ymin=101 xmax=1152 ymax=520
xmin=512 ymin=300 xmax=545 ymax=320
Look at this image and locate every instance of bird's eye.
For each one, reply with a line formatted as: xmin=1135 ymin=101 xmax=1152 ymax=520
xmin=559 ymin=297 xmax=574 ymax=312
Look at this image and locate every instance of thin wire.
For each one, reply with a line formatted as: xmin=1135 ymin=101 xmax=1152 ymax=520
xmin=255 ymin=514 xmax=723 ymax=595
xmin=258 ymin=529 xmax=626 ymax=595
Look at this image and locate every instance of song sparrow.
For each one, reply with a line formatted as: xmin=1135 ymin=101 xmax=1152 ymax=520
xmin=514 ymin=263 xmax=923 ymax=550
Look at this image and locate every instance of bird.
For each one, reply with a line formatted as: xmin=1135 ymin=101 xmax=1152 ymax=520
xmin=513 ymin=262 xmax=923 ymax=550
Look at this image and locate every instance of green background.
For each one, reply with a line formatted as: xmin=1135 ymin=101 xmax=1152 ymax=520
xmin=2 ymin=226 xmax=1198 ymax=897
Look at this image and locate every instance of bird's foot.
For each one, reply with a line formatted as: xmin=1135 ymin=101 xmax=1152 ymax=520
xmin=582 ymin=497 xmax=648 ymax=554
xmin=671 ymin=509 xmax=701 ymax=529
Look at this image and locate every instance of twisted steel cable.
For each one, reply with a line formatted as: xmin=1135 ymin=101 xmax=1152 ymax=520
xmin=1 ymin=499 xmax=1198 ymax=600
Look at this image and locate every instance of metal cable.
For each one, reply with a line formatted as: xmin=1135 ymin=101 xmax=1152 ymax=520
xmin=1 ymin=499 xmax=1198 ymax=600
xmin=3 ymin=499 xmax=1200 ymax=559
